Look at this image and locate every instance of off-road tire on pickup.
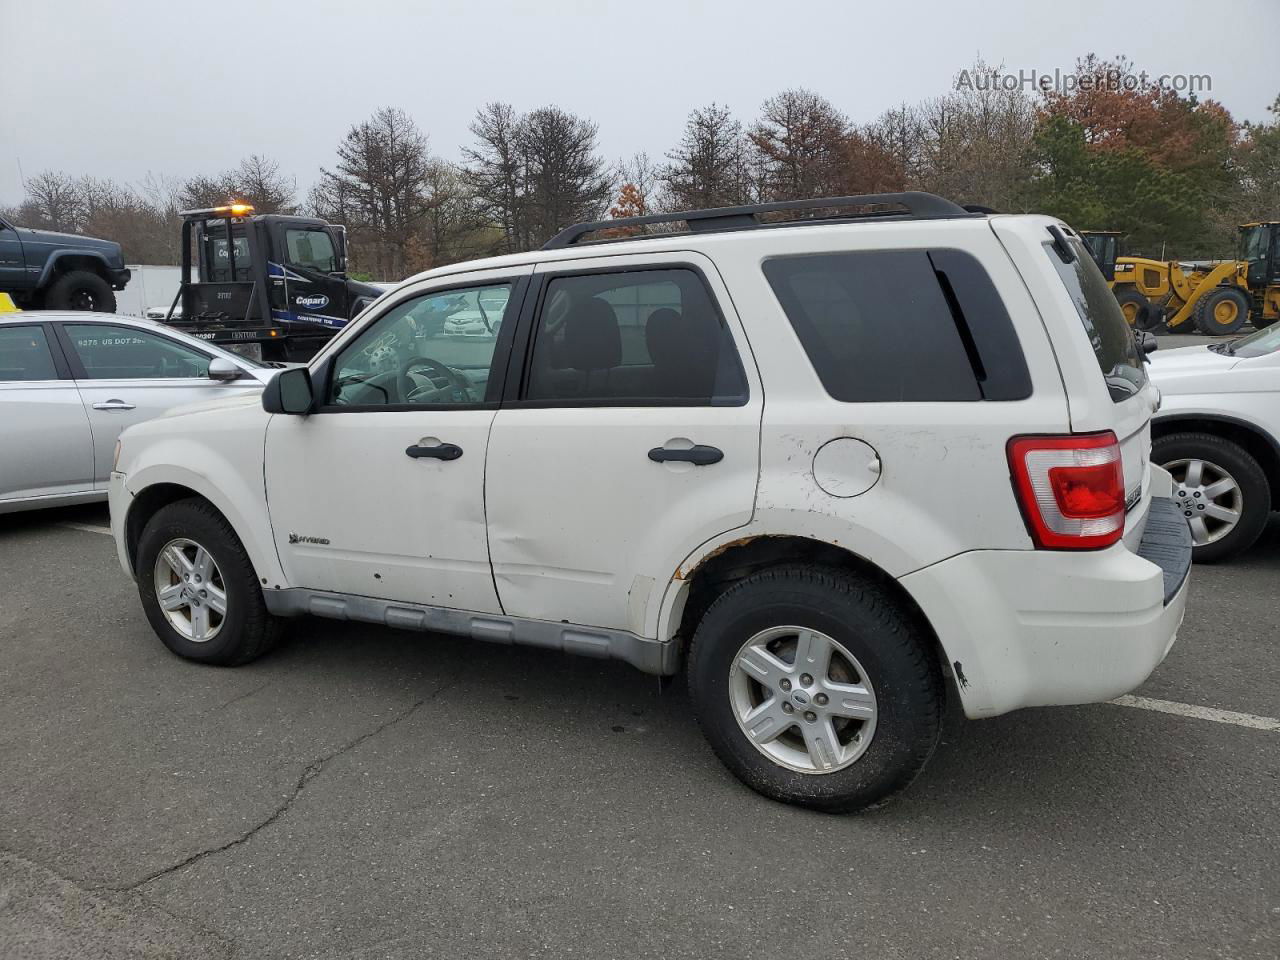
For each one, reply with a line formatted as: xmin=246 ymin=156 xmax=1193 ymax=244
xmin=136 ymin=498 xmax=281 ymax=665
xmin=1154 ymin=432 xmax=1271 ymax=563
xmin=1192 ymin=286 xmax=1250 ymax=336
xmin=44 ymin=269 xmax=116 ymax=312
xmin=1114 ymin=287 xmax=1150 ymax=328
xmin=687 ymin=564 xmax=943 ymax=813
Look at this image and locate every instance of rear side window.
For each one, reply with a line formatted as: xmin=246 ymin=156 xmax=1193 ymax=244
xmin=763 ymin=251 xmax=983 ymax=402
xmin=0 ymin=325 xmax=58 ymax=381
xmin=524 ymin=268 xmax=748 ymax=406
xmin=1047 ymin=238 xmax=1147 ymax=402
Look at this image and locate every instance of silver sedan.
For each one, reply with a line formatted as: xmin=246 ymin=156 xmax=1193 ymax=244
xmin=0 ymin=312 xmax=281 ymax=514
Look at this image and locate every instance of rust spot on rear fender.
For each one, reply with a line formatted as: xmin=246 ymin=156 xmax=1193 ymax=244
xmin=674 ymin=535 xmax=761 ymax=582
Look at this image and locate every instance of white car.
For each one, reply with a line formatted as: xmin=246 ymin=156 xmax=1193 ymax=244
xmin=1148 ymin=324 xmax=1280 ymax=560
xmin=110 ymin=195 xmax=1190 ymax=812
xmin=0 ymin=312 xmax=280 ymax=514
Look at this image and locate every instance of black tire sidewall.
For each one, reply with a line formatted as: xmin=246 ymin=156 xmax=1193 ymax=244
xmin=47 ymin=270 xmax=116 ymax=313
xmin=1154 ymin=433 xmax=1271 ymax=562
xmin=1114 ymin=288 xmax=1149 ymax=328
xmin=688 ymin=568 xmax=941 ymax=812
xmin=136 ymin=501 xmax=263 ymax=664
xmin=1194 ymin=287 xmax=1249 ymax=335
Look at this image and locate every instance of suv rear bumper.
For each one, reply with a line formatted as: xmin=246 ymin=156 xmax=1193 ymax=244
xmin=900 ymin=495 xmax=1191 ymax=719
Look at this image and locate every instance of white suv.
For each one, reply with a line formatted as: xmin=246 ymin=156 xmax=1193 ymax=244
xmin=109 ymin=194 xmax=1191 ymax=812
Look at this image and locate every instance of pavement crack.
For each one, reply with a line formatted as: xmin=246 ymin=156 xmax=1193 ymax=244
xmin=108 ymin=674 xmax=459 ymax=893
xmin=213 ymin=680 xmax=273 ymax=713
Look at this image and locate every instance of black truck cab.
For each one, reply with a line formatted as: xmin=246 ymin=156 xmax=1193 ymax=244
xmin=165 ymin=205 xmax=382 ymax=361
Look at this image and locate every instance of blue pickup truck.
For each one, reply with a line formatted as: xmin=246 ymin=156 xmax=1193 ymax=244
xmin=0 ymin=214 xmax=131 ymax=312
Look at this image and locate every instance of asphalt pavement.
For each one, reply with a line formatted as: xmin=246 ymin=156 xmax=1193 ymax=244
xmin=0 ymin=503 xmax=1277 ymax=960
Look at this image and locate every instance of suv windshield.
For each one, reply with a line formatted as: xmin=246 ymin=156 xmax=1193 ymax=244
xmin=1047 ymin=236 xmax=1147 ymax=402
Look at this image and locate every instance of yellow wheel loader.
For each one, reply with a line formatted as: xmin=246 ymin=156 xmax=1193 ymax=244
xmin=1081 ymin=226 xmax=1278 ymax=335
xmin=1239 ymin=221 xmax=1280 ymax=329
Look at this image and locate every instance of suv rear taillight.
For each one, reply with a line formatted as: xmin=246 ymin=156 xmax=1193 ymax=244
xmin=1007 ymin=432 xmax=1125 ymax=550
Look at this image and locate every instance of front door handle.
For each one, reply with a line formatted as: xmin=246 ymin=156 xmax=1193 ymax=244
xmin=648 ymin=444 xmax=723 ymax=466
xmin=406 ymin=442 xmax=463 ymax=461
xmin=92 ymin=399 xmax=136 ymax=411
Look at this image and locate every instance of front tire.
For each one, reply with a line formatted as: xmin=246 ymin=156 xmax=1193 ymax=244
xmin=44 ymin=269 xmax=116 ymax=312
xmin=687 ymin=565 xmax=943 ymax=812
xmin=1154 ymin=432 xmax=1271 ymax=563
xmin=136 ymin=498 xmax=281 ymax=665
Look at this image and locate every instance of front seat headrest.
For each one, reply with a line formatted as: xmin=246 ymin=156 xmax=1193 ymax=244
xmin=562 ymin=297 xmax=621 ymax=371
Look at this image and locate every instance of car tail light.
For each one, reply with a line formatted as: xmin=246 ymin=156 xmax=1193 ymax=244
xmin=1007 ymin=432 xmax=1125 ymax=549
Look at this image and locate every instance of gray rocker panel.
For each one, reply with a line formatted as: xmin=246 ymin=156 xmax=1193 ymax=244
xmin=262 ymin=587 xmax=679 ymax=675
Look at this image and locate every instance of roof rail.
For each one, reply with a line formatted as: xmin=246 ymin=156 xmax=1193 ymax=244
xmin=542 ymin=192 xmax=973 ymax=250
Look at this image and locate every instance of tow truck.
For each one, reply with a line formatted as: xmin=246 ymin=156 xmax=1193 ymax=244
xmin=157 ymin=204 xmax=383 ymax=361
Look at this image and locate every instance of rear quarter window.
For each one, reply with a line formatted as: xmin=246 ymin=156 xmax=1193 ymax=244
xmin=764 ymin=250 xmax=1030 ymax=403
xmin=1047 ymin=237 xmax=1147 ymax=402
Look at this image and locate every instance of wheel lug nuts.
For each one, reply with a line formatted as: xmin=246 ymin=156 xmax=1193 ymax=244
xmin=780 ymin=679 xmax=791 ymax=691
xmin=804 ymin=711 xmax=817 ymax=723
xmin=199 ymin=590 xmax=207 ymax=597
xmin=782 ymin=702 xmax=794 ymax=714
xmin=800 ymin=673 xmax=813 ymax=686
xmin=815 ymin=693 xmax=829 ymax=706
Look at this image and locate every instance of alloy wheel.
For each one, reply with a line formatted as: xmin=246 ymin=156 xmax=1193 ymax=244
xmin=1166 ymin=457 xmax=1243 ymax=546
xmin=152 ymin=538 xmax=228 ymax=642
xmin=729 ymin=625 xmax=877 ymax=774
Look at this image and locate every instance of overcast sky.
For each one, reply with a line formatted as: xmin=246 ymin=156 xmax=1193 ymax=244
xmin=2 ymin=0 xmax=1276 ymax=207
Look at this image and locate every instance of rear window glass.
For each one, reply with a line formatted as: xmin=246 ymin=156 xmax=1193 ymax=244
xmin=0 ymin=325 xmax=57 ymax=381
xmin=762 ymin=251 xmax=980 ymax=402
xmin=1047 ymin=238 xmax=1147 ymax=402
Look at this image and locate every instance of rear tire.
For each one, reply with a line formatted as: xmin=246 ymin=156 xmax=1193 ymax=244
xmin=1154 ymin=432 xmax=1270 ymax=563
xmin=136 ymin=498 xmax=281 ymax=665
xmin=1193 ymin=287 xmax=1250 ymax=336
xmin=687 ymin=564 xmax=943 ymax=812
xmin=1114 ymin=287 xmax=1150 ymax=328
xmin=44 ymin=269 xmax=116 ymax=312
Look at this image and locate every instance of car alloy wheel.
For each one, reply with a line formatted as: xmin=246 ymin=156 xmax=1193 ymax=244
xmin=728 ymin=625 xmax=878 ymax=774
xmin=152 ymin=537 xmax=228 ymax=642
xmin=1166 ymin=457 xmax=1243 ymax=546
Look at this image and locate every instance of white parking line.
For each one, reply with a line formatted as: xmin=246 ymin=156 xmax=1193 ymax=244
xmin=58 ymin=522 xmax=112 ymax=536
xmin=1111 ymin=695 xmax=1280 ymax=732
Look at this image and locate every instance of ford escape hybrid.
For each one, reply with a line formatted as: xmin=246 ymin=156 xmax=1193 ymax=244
xmin=109 ymin=194 xmax=1191 ymax=811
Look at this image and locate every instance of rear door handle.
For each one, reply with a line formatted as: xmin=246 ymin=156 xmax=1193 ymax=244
xmin=91 ymin=399 xmax=136 ymax=411
xmin=648 ymin=444 xmax=723 ymax=466
xmin=406 ymin=442 xmax=463 ymax=461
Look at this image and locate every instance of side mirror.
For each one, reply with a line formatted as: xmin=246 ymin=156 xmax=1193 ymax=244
xmin=207 ymin=357 xmax=242 ymax=382
xmin=262 ymin=367 xmax=315 ymax=415
xmin=332 ymin=225 xmax=348 ymax=273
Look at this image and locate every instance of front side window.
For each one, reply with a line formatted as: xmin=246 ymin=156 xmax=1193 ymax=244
xmin=1046 ymin=238 xmax=1147 ymax=402
xmin=64 ymin=324 xmax=211 ymax=379
xmin=0 ymin=325 xmax=58 ymax=381
xmin=524 ymin=268 xmax=747 ymax=405
xmin=763 ymin=251 xmax=982 ymax=402
xmin=328 ymin=284 xmax=513 ymax=407
xmin=285 ymin=230 xmax=337 ymax=273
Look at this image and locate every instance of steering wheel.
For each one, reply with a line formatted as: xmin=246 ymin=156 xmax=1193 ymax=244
xmin=399 ymin=356 xmax=473 ymax=404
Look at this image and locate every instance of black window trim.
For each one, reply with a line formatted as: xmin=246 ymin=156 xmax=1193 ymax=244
xmin=502 ymin=261 xmax=751 ymax=409
xmin=0 ymin=321 xmax=73 ymax=382
xmin=311 ymin=274 xmax=530 ymax=415
xmin=51 ymin=320 xmax=218 ymax=382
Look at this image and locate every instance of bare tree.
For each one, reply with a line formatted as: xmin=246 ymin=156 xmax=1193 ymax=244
xmin=314 ymin=107 xmax=434 ymax=278
xmin=660 ymin=103 xmax=753 ymax=210
xmin=23 ymin=171 xmax=84 ymax=231
xmin=464 ymin=103 xmax=611 ymax=252
xmin=464 ymin=102 xmax=526 ymax=253
xmin=179 ymin=155 xmax=294 ymax=214
xmin=748 ymin=89 xmax=850 ymax=201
